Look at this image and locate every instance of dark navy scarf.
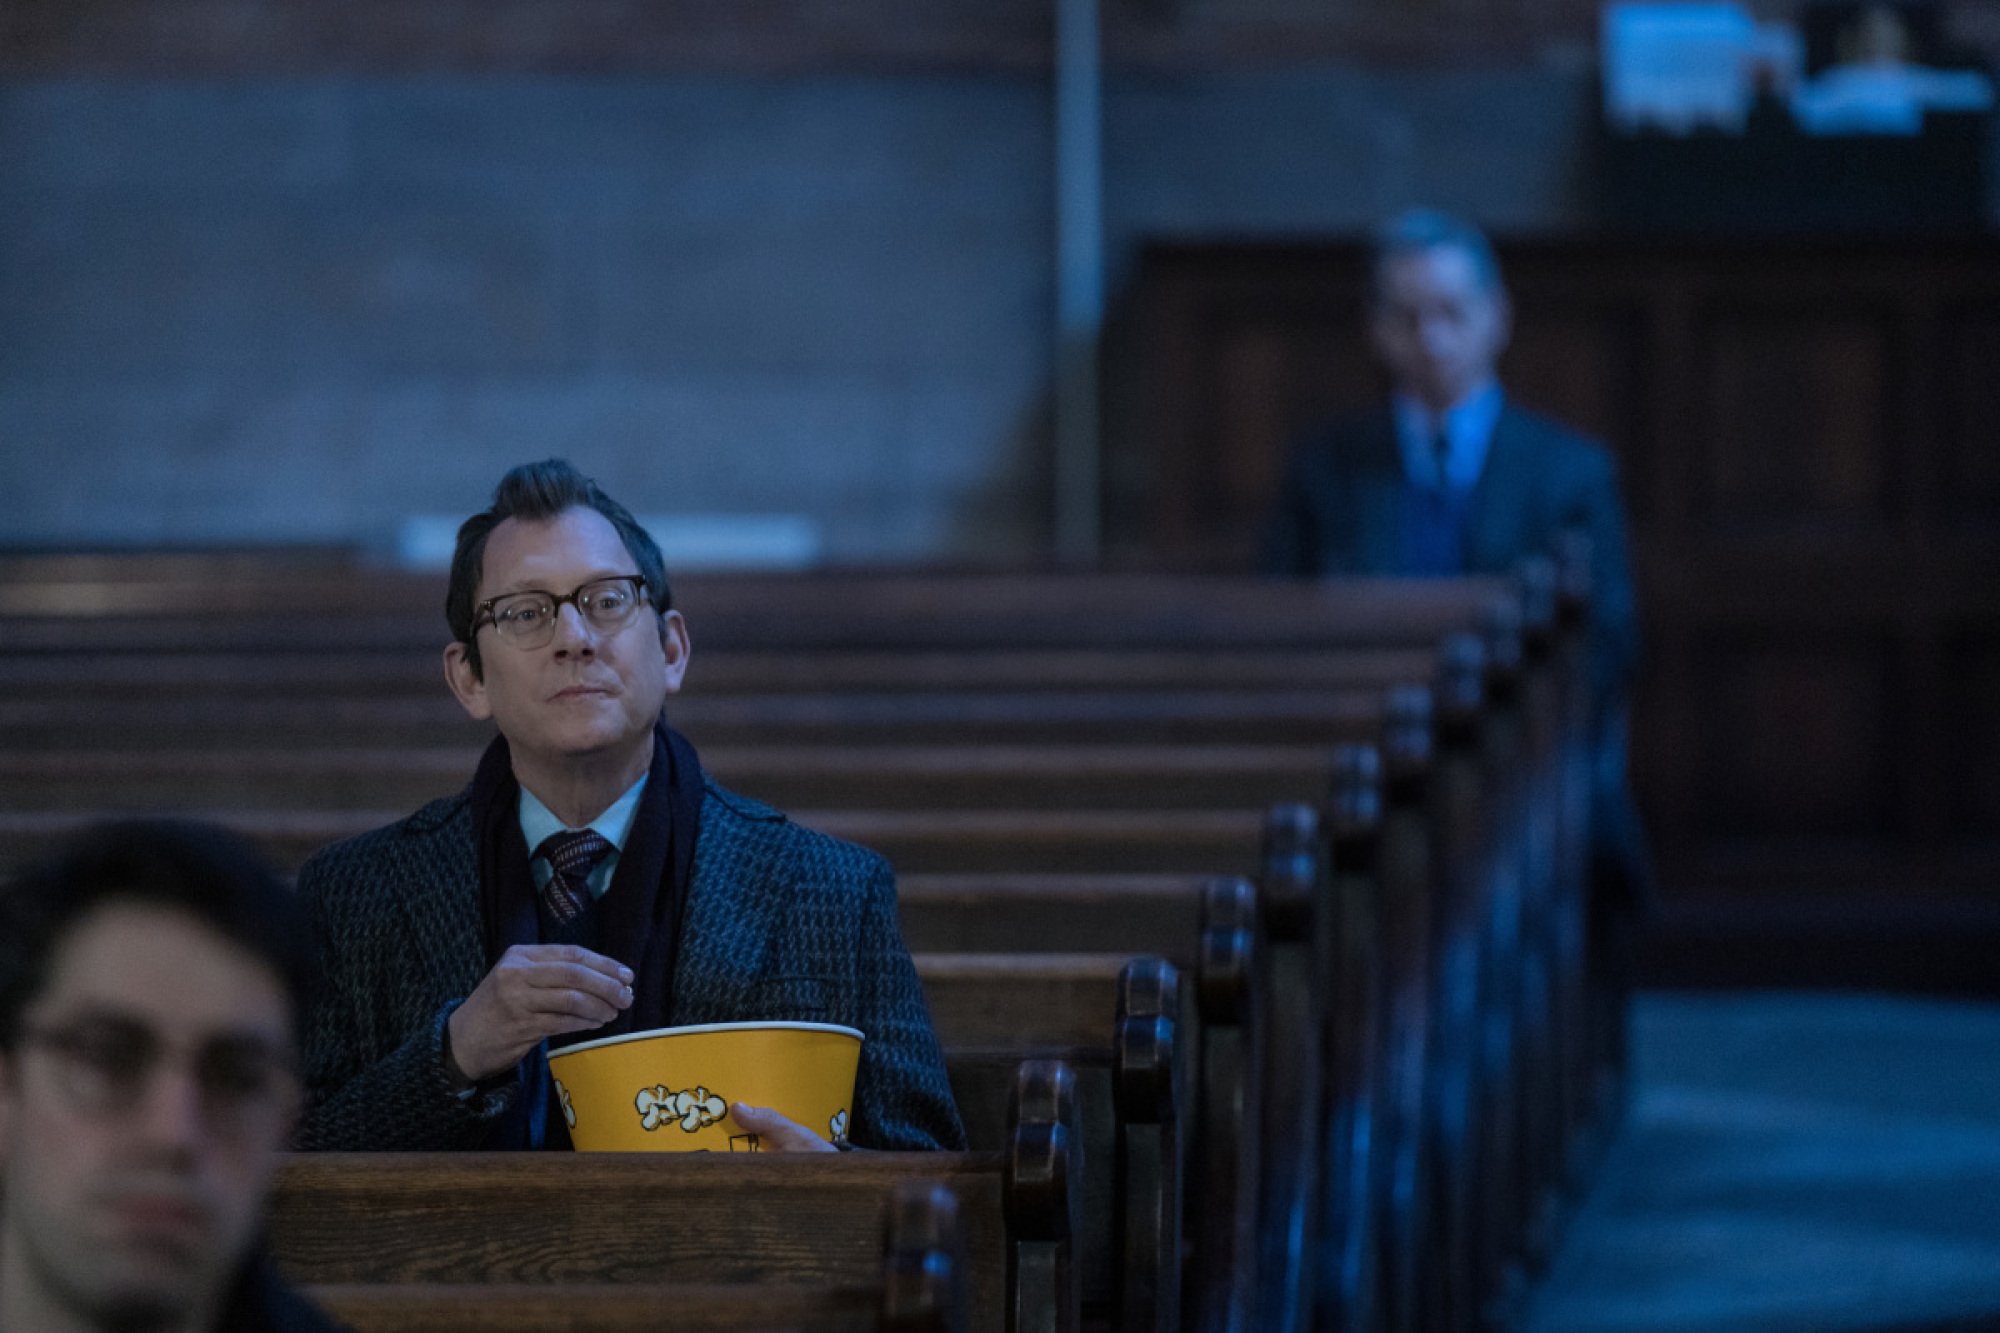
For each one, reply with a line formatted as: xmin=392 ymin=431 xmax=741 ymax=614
xmin=467 ymin=719 xmax=705 ymax=1148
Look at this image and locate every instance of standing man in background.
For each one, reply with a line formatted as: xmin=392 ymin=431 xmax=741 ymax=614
xmin=1260 ymin=205 xmax=1651 ymax=918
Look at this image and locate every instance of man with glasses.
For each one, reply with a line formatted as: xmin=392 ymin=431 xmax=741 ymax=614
xmin=0 ymin=819 xmax=339 ymax=1333
xmin=296 ymin=459 xmax=962 ymax=1154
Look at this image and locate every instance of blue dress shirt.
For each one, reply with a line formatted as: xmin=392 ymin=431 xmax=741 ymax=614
xmin=519 ymin=774 xmax=649 ymax=901
xmin=1392 ymin=381 xmax=1504 ymax=494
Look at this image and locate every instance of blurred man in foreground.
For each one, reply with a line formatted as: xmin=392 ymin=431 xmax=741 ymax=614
xmin=0 ymin=820 xmax=339 ymax=1333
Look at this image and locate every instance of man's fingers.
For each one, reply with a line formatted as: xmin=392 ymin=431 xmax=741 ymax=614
xmin=456 ymin=949 xmax=636 ymax=1074
xmin=731 ymin=1102 xmax=836 ymax=1153
xmin=521 ymin=987 xmax=623 ymax=1025
xmin=518 ymin=961 xmax=633 ymax=1009
xmin=514 ymin=943 xmax=633 ymax=985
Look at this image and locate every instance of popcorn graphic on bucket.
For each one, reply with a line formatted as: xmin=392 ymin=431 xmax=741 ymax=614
xmin=555 ymin=1079 xmax=577 ymax=1130
xmin=636 ymin=1085 xmax=727 ymax=1134
xmin=545 ymin=1022 xmax=862 ymax=1152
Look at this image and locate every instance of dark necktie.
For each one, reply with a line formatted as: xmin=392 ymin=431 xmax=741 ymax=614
xmin=536 ymin=828 xmax=613 ymax=925
xmin=1432 ymin=424 xmax=1454 ymax=491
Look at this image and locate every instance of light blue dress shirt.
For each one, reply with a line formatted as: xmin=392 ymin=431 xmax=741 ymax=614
xmin=1393 ymin=381 xmax=1504 ymax=494
xmin=518 ymin=773 xmax=649 ymax=901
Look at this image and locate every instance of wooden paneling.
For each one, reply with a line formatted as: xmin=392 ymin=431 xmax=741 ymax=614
xmin=1503 ymin=300 xmax=1651 ymax=515
xmin=1696 ymin=633 xmax=1896 ymax=841
xmin=1940 ymin=310 xmax=2000 ymax=525
xmin=1697 ymin=307 xmax=1896 ymax=525
xmin=1945 ymin=632 xmax=2000 ymax=843
xmin=1105 ymin=239 xmax=2000 ymax=902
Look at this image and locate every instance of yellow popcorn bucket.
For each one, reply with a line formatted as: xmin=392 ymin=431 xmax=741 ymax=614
xmin=545 ymin=1021 xmax=863 ymax=1152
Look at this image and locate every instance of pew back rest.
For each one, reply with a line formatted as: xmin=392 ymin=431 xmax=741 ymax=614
xmin=269 ymin=1153 xmax=1006 ymax=1321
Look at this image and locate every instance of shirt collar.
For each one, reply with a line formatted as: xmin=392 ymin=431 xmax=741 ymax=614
xmin=518 ymin=772 xmax=650 ymax=863
xmin=1393 ymin=381 xmax=1504 ymax=492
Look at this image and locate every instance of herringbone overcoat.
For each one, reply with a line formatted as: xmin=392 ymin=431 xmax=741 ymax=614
xmin=295 ymin=780 xmax=965 ymax=1152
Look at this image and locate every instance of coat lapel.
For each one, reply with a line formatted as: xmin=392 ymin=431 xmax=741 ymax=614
xmin=667 ymin=787 xmax=732 ymax=1020
xmin=666 ymin=786 xmax=813 ymax=1025
xmin=396 ymin=802 xmax=490 ymax=1002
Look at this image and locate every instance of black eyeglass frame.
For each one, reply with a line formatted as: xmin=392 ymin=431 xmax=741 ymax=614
xmin=14 ymin=1017 xmax=302 ymax=1133
xmin=471 ymin=574 xmax=653 ymax=643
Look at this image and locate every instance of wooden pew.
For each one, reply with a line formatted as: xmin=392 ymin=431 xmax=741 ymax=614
xmin=0 ymin=710 xmax=1503 ymax=1330
xmin=0 ymin=644 xmax=1447 ymax=700
xmin=0 ymin=684 xmax=1391 ymax=751
xmin=0 ymin=564 xmax=1592 ymax=1328
xmin=272 ymin=1063 xmax=1077 ymax=1333
xmin=313 ymin=1282 xmax=882 ymax=1332
xmin=1431 ymin=564 xmax=1595 ymax=1331
xmin=0 ymin=571 xmax=1519 ymax=652
xmin=892 ymin=791 xmax=1407 ymax=1333
xmin=1315 ymin=743 xmax=1388 ymax=1333
xmin=0 ymin=662 xmax=1548 ymax=1330
xmin=314 ymin=1176 xmax=967 ymax=1331
xmin=921 ymin=955 xmax=1182 ymax=1332
xmin=902 ymin=874 xmax=1266 ymax=1333
xmin=1407 ymin=611 xmax=1574 ymax=1333
xmin=0 ymin=806 xmax=1269 ymax=879
xmin=899 ymin=804 xmax=1379 ymax=1333
xmin=0 ymin=742 xmax=1323 ymax=814
xmin=1342 ymin=660 xmax=1527 ymax=1333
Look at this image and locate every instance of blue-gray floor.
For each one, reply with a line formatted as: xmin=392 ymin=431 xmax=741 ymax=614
xmin=1520 ymin=992 xmax=2000 ymax=1333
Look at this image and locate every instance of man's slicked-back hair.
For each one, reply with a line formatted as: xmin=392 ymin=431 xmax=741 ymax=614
xmin=444 ymin=458 xmax=671 ymax=678
xmin=0 ymin=820 xmax=318 ymax=1049
xmin=1370 ymin=207 xmax=1506 ymax=303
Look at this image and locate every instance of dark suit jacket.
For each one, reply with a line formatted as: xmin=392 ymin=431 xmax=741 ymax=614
xmin=295 ymin=780 xmax=965 ymax=1153
xmin=1261 ymin=401 xmax=1651 ymax=901
xmin=1259 ymin=401 xmax=1640 ymax=697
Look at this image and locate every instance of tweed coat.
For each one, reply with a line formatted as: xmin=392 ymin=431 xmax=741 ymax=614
xmin=295 ymin=779 xmax=965 ymax=1152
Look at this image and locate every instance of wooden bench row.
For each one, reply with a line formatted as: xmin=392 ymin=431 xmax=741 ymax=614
xmin=0 ymin=645 xmax=1442 ymax=699
xmin=23 ymin=736 xmax=1568 ymax=1328
xmin=0 ymin=560 xmax=1608 ymax=1331
xmin=276 ymin=1120 xmax=1019 ymax=1332
xmin=254 ymin=805 xmax=1346 ymax=1333
xmin=11 ymin=764 xmax=1576 ymax=1320
xmin=0 ymin=570 xmax=1523 ymax=652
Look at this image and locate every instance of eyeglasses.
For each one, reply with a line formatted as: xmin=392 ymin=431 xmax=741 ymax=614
xmin=16 ymin=1015 xmax=300 ymax=1138
xmin=472 ymin=575 xmax=651 ymax=650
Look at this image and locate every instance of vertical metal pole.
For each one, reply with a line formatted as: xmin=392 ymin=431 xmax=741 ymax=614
xmin=1054 ymin=0 xmax=1104 ymax=566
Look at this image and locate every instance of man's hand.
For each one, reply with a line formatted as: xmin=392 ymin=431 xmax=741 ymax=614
xmin=445 ymin=944 xmax=634 ymax=1085
xmin=731 ymin=1102 xmax=837 ymax=1153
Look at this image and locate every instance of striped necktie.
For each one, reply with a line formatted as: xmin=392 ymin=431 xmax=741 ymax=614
xmin=535 ymin=828 xmax=613 ymax=925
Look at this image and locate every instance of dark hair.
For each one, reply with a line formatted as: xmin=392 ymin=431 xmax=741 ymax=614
xmin=1370 ymin=208 xmax=1505 ymax=303
xmin=0 ymin=820 xmax=318 ymax=1049
xmin=444 ymin=458 xmax=671 ymax=679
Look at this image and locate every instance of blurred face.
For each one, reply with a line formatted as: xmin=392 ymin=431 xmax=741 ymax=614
xmin=444 ymin=506 xmax=689 ymax=785
xmin=0 ymin=904 xmax=300 ymax=1330
xmin=1369 ymin=243 xmax=1511 ymax=413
